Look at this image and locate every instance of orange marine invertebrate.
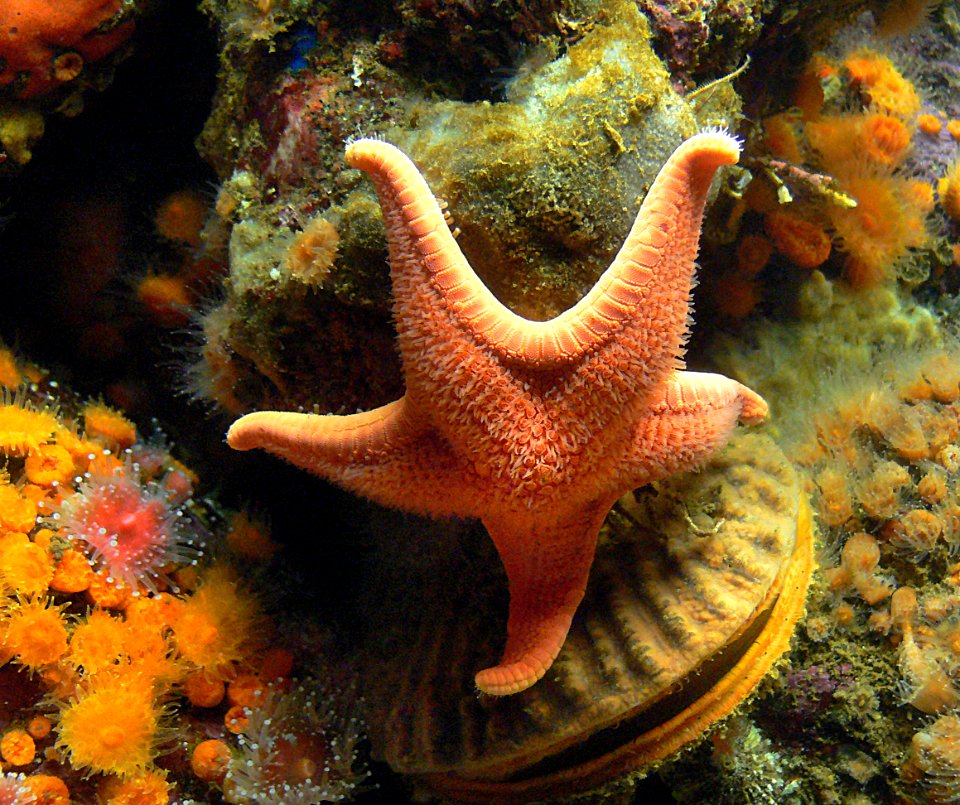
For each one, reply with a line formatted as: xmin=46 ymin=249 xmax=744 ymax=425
xmin=81 ymin=402 xmax=136 ymax=449
xmin=815 ymin=465 xmax=855 ymax=527
xmin=910 ymin=713 xmax=960 ymax=802
xmin=0 ymin=400 xmax=62 ymax=456
xmin=0 ymin=348 xmax=22 ymax=391
xmin=191 ymin=739 xmax=231 ymax=783
xmin=918 ymin=112 xmax=943 ymax=136
xmin=55 ymin=671 xmax=163 ymax=776
xmin=884 ymin=509 xmax=943 ymax=554
xmin=823 ymin=532 xmax=893 ymax=605
xmin=169 ymin=563 xmax=263 ymax=678
xmin=135 ymin=274 xmax=192 ymax=328
xmin=734 ymin=233 xmax=774 ymax=277
xmin=183 ymin=671 xmax=225 ymax=707
xmin=155 ymin=190 xmax=206 ymax=247
xmin=1 ymin=597 xmax=68 ymax=669
xmin=23 ymin=443 xmax=74 ymax=487
xmin=807 ymin=112 xmax=911 ymax=171
xmin=893 ymin=586 xmax=960 ymax=714
xmin=711 ymin=274 xmax=760 ymax=319
xmin=0 ymin=728 xmax=35 ymax=766
xmin=0 ymin=483 xmax=38 ymax=534
xmin=828 ymin=173 xmax=928 ymax=289
xmin=939 ymin=159 xmax=960 ymax=222
xmin=286 ymin=217 xmax=340 ymax=283
xmin=21 ymin=775 xmax=68 ymax=805
xmin=228 ymin=132 xmax=771 ymax=696
xmin=876 ymin=0 xmax=939 ymax=37
xmin=0 ymin=0 xmax=135 ymax=98
xmin=762 ymin=113 xmax=804 ymax=163
xmin=763 ymin=209 xmax=832 ymax=269
xmin=26 ymin=716 xmax=51 ymax=740
xmin=48 ymin=546 xmax=94 ymax=594
xmin=860 ymin=112 xmax=911 ymax=167
xmin=0 ymin=532 xmax=53 ymax=596
xmin=97 ymin=770 xmax=171 ymax=804
xmin=66 ymin=608 xmax=130 ymax=676
xmin=224 ymin=511 xmax=279 ymax=560
xmin=842 ymin=48 xmax=920 ymax=119
xmin=857 ymin=459 xmax=912 ymax=519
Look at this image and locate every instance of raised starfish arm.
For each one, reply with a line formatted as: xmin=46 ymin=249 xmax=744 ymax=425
xmin=346 ymin=131 xmax=739 ymax=377
xmin=227 ymin=398 xmax=480 ymax=517
xmin=618 ymin=371 xmax=768 ymax=490
xmin=475 ymin=503 xmax=610 ymax=696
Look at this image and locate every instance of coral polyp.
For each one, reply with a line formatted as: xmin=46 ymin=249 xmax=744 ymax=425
xmin=55 ymin=672 xmax=164 ymax=777
xmin=223 ymin=683 xmax=368 ymax=805
xmin=0 ymin=773 xmax=34 ymax=805
xmin=54 ymin=459 xmax=201 ymax=594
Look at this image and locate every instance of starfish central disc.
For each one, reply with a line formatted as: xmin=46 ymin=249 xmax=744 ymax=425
xmin=227 ymin=130 xmax=768 ymax=696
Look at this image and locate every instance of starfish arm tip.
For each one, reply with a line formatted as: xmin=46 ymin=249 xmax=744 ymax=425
xmin=687 ymin=128 xmax=742 ymax=167
xmin=475 ymin=657 xmax=551 ymax=697
xmin=738 ymin=385 xmax=769 ymax=425
xmin=225 ymin=414 xmax=261 ymax=451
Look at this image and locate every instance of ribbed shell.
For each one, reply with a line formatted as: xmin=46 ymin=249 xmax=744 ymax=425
xmin=360 ymin=432 xmax=802 ymax=783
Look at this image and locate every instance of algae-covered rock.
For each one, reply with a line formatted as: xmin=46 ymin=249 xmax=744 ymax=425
xmin=199 ymin=0 xmax=742 ymax=415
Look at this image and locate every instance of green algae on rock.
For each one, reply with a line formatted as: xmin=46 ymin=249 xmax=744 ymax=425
xmin=196 ymin=0 xmax=742 ymax=415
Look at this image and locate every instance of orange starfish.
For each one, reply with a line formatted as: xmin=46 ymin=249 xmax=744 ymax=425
xmin=228 ymin=131 xmax=768 ymax=696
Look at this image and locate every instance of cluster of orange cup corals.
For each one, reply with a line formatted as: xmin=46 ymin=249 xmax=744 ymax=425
xmin=791 ymin=348 xmax=960 ymax=787
xmin=769 ymin=46 xmax=934 ymax=288
xmin=0 ymin=348 xmax=364 ymax=803
xmin=716 ymin=41 xmax=952 ymax=319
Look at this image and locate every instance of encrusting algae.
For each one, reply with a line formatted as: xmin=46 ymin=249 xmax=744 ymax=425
xmin=0 ymin=349 xmax=368 ymax=802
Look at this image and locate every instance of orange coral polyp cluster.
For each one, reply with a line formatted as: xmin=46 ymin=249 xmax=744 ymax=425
xmin=754 ymin=43 xmax=935 ymax=290
xmin=1 ymin=597 xmax=69 ymax=669
xmin=939 ymin=160 xmax=960 ymax=222
xmin=843 ymin=48 xmax=921 ymax=118
xmin=82 ymin=403 xmax=137 ymax=450
xmin=828 ymin=173 xmax=925 ymax=289
xmin=0 ymin=357 xmax=348 ymax=798
xmin=860 ymin=113 xmax=911 ymax=167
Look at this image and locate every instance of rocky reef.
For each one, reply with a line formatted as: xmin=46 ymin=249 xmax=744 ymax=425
xmin=5 ymin=0 xmax=960 ymax=803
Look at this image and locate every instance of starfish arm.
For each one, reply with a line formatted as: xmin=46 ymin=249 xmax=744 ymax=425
xmin=618 ymin=371 xmax=768 ymax=489
xmin=227 ymin=398 xmax=478 ymax=517
xmin=475 ymin=504 xmax=610 ymax=696
xmin=346 ymin=132 xmax=739 ymax=373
